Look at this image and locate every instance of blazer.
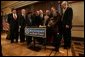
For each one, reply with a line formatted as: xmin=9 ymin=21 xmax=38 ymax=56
xmin=7 ymin=13 xmax=19 ymax=27
xmin=26 ymin=14 xmax=34 ymax=27
xmin=62 ymin=7 xmax=73 ymax=29
xmin=18 ymin=14 xmax=27 ymax=28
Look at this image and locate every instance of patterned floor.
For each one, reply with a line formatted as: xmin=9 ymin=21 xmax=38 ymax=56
xmin=72 ymin=40 xmax=84 ymax=56
xmin=1 ymin=32 xmax=84 ymax=56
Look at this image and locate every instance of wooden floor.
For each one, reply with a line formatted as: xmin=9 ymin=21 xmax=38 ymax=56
xmin=72 ymin=40 xmax=84 ymax=56
xmin=1 ymin=32 xmax=74 ymax=56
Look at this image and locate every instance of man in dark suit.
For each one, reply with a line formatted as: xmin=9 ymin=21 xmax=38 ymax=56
xmin=39 ymin=10 xmax=44 ymax=25
xmin=19 ymin=9 xmax=27 ymax=43
xmin=43 ymin=10 xmax=50 ymax=26
xmin=37 ymin=10 xmax=45 ymax=44
xmin=34 ymin=11 xmax=41 ymax=27
xmin=31 ymin=12 xmax=36 ymax=26
xmin=8 ymin=9 xmax=19 ymax=43
xmin=26 ymin=12 xmax=33 ymax=46
xmin=61 ymin=1 xmax=73 ymax=49
xmin=42 ymin=10 xmax=50 ymax=45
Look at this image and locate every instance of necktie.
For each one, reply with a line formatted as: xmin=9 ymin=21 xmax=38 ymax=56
xmin=14 ymin=14 xmax=17 ymax=20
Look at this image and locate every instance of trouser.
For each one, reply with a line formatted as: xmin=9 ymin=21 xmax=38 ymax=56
xmin=20 ymin=28 xmax=25 ymax=42
xmin=63 ymin=28 xmax=71 ymax=48
xmin=10 ymin=26 xmax=18 ymax=43
xmin=53 ymin=33 xmax=62 ymax=51
xmin=46 ymin=27 xmax=53 ymax=44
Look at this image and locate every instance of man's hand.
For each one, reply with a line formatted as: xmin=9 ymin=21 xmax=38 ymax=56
xmin=39 ymin=25 xmax=42 ymax=27
xmin=66 ymin=25 xmax=69 ymax=28
xmin=19 ymin=26 xmax=21 ymax=28
xmin=39 ymin=25 xmax=46 ymax=27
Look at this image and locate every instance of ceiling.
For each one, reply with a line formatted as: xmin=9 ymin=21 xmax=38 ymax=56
xmin=1 ymin=1 xmax=39 ymax=9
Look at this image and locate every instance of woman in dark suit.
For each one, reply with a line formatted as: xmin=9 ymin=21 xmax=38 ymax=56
xmin=48 ymin=7 xmax=62 ymax=52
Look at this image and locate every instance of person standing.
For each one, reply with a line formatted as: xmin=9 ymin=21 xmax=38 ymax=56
xmin=8 ymin=8 xmax=19 ymax=43
xmin=34 ymin=11 xmax=41 ymax=27
xmin=25 ymin=12 xmax=33 ymax=46
xmin=39 ymin=10 xmax=44 ymax=25
xmin=61 ymin=1 xmax=73 ymax=49
xmin=43 ymin=10 xmax=51 ymax=45
xmin=48 ymin=7 xmax=62 ymax=52
xmin=19 ymin=9 xmax=27 ymax=43
xmin=43 ymin=10 xmax=50 ymax=26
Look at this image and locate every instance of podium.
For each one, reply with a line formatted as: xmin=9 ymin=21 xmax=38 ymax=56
xmin=25 ymin=26 xmax=46 ymax=51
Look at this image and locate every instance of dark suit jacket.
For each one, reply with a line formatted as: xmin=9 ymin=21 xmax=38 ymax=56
xmin=18 ymin=14 xmax=27 ymax=28
xmin=42 ymin=15 xmax=50 ymax=26
xmin=31 ymin=14 xmax=36 ymax=26
xmin=7 ymin=13 xmax=19 ymax=31
xmin=62 ymin=7 xmax=73 ymax=29
xmin=34 ymin=15 xmax=41 ymax=26
xmin=39 ymin=14 xmax=44 ymax=25
xmin=26 ymin=14 xmax=33 ymax=27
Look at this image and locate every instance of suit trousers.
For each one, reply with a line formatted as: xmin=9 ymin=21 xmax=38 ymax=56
xmin=10 ymin=25 xmax=18 ymax=43
xmin=63 ymin=28 xmax=71 ymax=48
xmin=20 ymin=28 xmax=25 ymax=42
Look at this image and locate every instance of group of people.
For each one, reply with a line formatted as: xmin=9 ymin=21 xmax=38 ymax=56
xmin=6 ymin=1 xmax=73 ymax=52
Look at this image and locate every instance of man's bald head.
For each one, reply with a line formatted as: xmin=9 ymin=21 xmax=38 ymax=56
xmin=21 ymin=9 xmax=26 ymax=14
